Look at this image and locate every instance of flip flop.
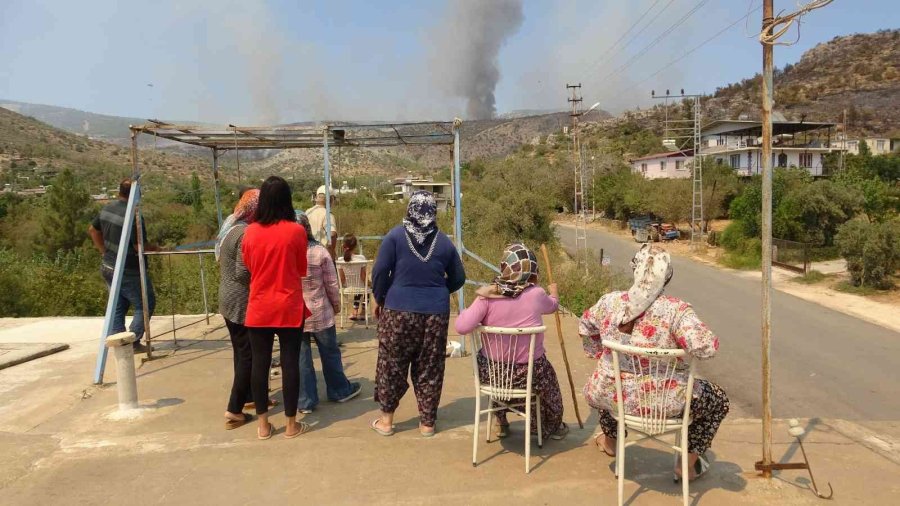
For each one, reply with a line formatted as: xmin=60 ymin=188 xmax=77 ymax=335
xmin=244 ymin=399 xmax=279 ymax=411
xmin=371 ymin=418 xmax=395 ymax=436
xmin=224 ymin=413 xmax=252 ymax=430
xmin=284 ymin=421 xmax=313 ymax=439
xmin=257 ymin=422 xmax=274 ymax=440
xmin=420 ymin=427 xmax=436 ymax=438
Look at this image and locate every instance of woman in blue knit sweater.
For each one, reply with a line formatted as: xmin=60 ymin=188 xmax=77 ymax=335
xmin=371 ymin=191 xmax=466 ymax=437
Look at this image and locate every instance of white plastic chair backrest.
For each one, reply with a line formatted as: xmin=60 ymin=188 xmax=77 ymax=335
xmin=335 ymin=259 xmax=370 ymax=291
xmin=602 ymin=340 xmax=696 ymax=435
xmin=471 ymin=326 xmax=546 ymax=402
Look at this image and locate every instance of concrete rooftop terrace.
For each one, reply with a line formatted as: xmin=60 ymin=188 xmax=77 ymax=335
xmin=1 ymin=314 xmax=898 ymax=505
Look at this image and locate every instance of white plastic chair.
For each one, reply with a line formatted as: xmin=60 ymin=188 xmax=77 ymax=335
xmin=470 ymin=325 xmax=546 ymax=474
xmin=335 ymin=259 xmax=373 ymax=329
xmin=602 ymin=340 xmax=697 ymax=506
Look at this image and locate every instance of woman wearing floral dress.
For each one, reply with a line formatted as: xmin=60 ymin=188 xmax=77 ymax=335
xmin=579 ymin=244 xmax=729 ymax=481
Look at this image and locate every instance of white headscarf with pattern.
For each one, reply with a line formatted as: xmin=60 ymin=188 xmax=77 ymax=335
xmin=614 ymin=244 xmax=674 ymax=325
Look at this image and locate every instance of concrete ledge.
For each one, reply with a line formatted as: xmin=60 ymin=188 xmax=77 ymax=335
xmin=0 ymin=343 xmax=70 ymax=371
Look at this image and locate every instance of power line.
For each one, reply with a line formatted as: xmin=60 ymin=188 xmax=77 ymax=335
xmin=588 ymin=0 xmax=668 ymax=70
xmin=600 ymin=0 xmax=710 ymax=82
xmin=632 ymin=4 xmax=763 ymax=88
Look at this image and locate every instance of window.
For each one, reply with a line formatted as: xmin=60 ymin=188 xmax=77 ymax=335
xmin=778 ymin=153 xmax=788 ymax=167
xmin=799 ymin=152 xmax=813 ymax=168
xmin=876 ymin=140 xmax=886 ymax=152
xmin=717 ymin=138 xmax=725 ymax=146
xmin=730 ymin=154 xmax=741 ymax=169
xmin=641 ymin=163 xmax=647 ymax=173
xmin=675 ymin=160 xmax=684 ymax=171
xmin=660 ymin=161 xmax=666 ymax=172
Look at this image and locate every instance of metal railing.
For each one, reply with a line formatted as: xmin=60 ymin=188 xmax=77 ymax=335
xmin=142 ymin=249 xmax=217 ymax=358
xmin=772 ymin=238 xmax=811 ymax=274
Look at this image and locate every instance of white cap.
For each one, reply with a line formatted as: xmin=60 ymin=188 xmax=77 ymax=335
xmin=317 ymin=185 xmax=327 ymax=195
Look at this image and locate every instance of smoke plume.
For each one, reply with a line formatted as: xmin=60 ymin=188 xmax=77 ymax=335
xmin=429 ymin=0 xmax=524 ymax=119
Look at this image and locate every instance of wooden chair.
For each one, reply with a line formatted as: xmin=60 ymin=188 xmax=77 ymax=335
xmin=470 ymin=325 xmax=546 ymax=474
xmin=335 ymin=259 xmax=372 ymax=329
xmin=602 ymin=340 xmax=697 ymax=506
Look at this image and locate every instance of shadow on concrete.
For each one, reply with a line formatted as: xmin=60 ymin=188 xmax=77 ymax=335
xmin=603 ymin=446 xmax=747 ymax=505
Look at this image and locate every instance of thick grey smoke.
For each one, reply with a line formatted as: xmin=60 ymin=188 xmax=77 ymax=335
xmin=429 ymin=0 xmax=524 ymax=119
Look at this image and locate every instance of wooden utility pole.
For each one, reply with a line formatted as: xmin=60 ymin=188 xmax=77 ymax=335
xmin=760 ymin=0 xmax=775 ymax=478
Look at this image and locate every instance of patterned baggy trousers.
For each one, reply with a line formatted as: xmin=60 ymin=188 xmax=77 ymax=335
xmin=375 ymin=309 xmax=450 ymax=428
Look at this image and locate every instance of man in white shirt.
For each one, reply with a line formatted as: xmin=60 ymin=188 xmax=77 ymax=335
xmin=306 ymin=185 xmax=338 ymax=258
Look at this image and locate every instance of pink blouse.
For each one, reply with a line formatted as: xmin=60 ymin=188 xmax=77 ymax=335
xmin=455 ymin=286 xmax=559 ymax=363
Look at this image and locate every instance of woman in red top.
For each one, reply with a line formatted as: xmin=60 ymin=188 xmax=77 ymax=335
xmin=242 ymin=176 xmax=313 ymax=440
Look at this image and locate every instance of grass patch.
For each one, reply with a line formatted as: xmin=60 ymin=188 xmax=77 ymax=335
xmin=792 ymin=270 xmax=832 ymax=284
xmin=720 ymin=250 xmax=761 ymax=270
xmin=832 ymin=280 xmax=889 ymax=296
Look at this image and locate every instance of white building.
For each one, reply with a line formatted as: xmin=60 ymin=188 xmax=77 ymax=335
xmin=843 ymin=138 xmax=899 ymax=156
xmin=700 ymin=120 xmax=843 ymax=177
xmin=630 ymin=151 xmax=692 ymax=179
xmin=384 ymin=175 xmax=452 ymax=211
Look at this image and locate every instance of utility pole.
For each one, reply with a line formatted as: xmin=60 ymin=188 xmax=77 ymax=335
xmin=759 ymin=0 xmax=775 ymax=478
xmin=567 ymin=83 xmax=587 ymax=270
xmin=652 ymin=90 xmax=703 ymax=244
xmin=756 ymin=0 xmax=832 ymax=480
xmin=840 ymin=108 xmax=847 ymax=172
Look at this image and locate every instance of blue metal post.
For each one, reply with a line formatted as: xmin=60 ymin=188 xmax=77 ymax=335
xmin=93 ymin=177 xmax=141 ymax=384
xmin=453 ymin=121 xmax=467 ymax=334
xmin=323 ymin=128 xmax=332 ymax=242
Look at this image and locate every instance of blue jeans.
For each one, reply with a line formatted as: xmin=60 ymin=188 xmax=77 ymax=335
xmin=101 ymin=264 xmax=156 ymax=343
xmin=297 ymin=325 xmax=353 ymax=410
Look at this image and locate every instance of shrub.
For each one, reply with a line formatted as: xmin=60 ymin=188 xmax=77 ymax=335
xmin=835 ymin=218 xmax=899 ymax=288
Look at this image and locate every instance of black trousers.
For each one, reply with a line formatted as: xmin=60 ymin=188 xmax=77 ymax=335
xmin=225 ymin=319 xmax=252 ymax=414
xmin=249 ymin=326 xmax=303 ymax=418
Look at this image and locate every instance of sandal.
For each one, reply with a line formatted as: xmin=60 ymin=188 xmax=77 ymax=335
xmin=420 ymin=425 xmax=436 ymax=438
xmin=495 ymin=422 xmax=510 ymax=439
xmin=257 ymin=422 xmax=274 ymax=440
xmin=224 ymin=413 xmax=252 ymax=430
xmin=549 ymin=422 xmax=569 ymax=441
xmin=371 ymin=418 xmax=395 ymax=436
xmin=284 ymin=421 xmax=313 ymax=439
xmin=594 ymin=434 xmax=616 ymax=457
xmin=674 ymin=453 xmax=709 ymax=483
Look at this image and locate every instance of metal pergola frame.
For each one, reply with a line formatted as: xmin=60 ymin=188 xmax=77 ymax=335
xmin=94 ymin=119 xmax=473 ymax=384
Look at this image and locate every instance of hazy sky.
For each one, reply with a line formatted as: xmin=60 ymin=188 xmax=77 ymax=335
xmin=1 ymin=0 xmax=896 ymax=123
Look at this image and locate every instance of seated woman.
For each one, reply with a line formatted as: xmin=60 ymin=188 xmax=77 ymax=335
xmin=455 ymin=243 xmax=568 ymax=441
xmin=337 ymin=234 xmax=368 ymax=321
xmin=579 ymin=244 xmax=729 ymax=481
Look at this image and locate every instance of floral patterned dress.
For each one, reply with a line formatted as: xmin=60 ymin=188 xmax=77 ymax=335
xmin=579 ymin=291 xmax=719 ymax=418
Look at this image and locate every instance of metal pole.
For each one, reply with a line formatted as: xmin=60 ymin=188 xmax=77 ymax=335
xmin=452 ymin=119 xmax=467 ymax=354
xmin=232 ymin=127 xmax=241 ymax=185
xmin=93 ymin=130 xmax=142 ymax=384
xmin=134 ymin=134 xmax=154 ymax=361
xmin=760 ymin=0 xmax=775 ymax=478
xmin=199 ymin=253 xmax=209 ymax=325
xmin=212 ymin=148 xmax=222 ymax=228
xmin=323 ymin=128 xmax=332 ymax=242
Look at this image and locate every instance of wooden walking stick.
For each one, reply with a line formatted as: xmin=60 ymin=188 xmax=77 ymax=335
xmin=540 ymin=244 xmax=584 ymax=429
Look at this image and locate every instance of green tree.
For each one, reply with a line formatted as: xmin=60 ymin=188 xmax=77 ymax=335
xmin=39 ymin=168 xmax=92 ymax=254
xmin=190 ymin=172 xmax=203 ymax=215
xmin=775 ymin=180 xmax=864 ymax=245
xmin=836 ymin=217 xmax=900 ymax=288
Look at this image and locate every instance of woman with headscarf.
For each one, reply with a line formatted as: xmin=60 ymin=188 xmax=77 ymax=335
xmin=370 ymin=190 xmax=466 ymax=437
xmin=295 ymin=212 xmax=362 ymax=413
xmin=579 ymin=244 xmax=728 ymax=481
xmin=242 ymin=176 xmax=313 ymax=440
xmin=454 ymin=243 xmax=568 ymax=441
xmin=217 ymin=188 xmax=265 ymax=430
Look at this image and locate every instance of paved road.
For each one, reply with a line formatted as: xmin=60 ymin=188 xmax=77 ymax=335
xmin=557 ymin=224 xmax=900 ymax=421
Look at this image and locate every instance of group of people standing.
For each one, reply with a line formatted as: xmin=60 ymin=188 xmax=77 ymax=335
xmin=209 ymin=178 xmax=728 ymax=478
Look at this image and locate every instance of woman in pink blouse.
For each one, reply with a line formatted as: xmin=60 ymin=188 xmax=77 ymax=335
xmin=455 ymin=243 xmax=568 ymax=441
xmin=579 ymin=244 xmax=729 ymax=481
